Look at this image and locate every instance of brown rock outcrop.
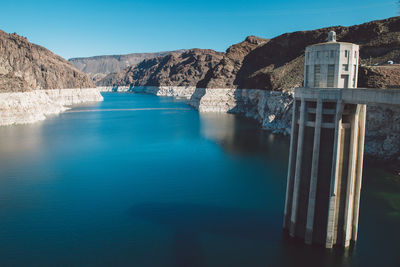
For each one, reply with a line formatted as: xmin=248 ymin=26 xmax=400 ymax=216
xmin=206 ymin=36 xmax=269 ymax=88
xmin=0 ymin=30 xmax=95 ymax=92
xmin=359 ymin=65 xmax=400 ymax=88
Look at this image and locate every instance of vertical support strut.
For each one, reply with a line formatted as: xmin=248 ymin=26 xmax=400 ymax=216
xmin=343 ymin=105 xmax=361 ymax=247
xmin=283 ymin=99 xmax=298 ymax=229
xmin=326 ymin=100 xmax=344 ymax=248
xmin=305 ymin=96 xmax=323 ymax=244
xmin=289 ymin=98 xmax=306 ymax=236
xmin=352 ymin=104 xmax=366 ymax=242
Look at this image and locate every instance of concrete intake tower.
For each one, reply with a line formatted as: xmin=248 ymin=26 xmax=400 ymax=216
xmin=283 ymin=32 xmax=365 ymax=248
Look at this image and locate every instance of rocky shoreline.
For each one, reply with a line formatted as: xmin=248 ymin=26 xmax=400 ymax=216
xmin=0 ymin=88 xmax=103 ymax=126
xmin=99 ymin=86 xmax=399 ymax=161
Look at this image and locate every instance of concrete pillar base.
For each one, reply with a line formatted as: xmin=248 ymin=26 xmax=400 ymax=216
xmin=289 ymin=221 xmax=296 ymax=237
xmin=305 ymin=228 xmax=313 ymax=245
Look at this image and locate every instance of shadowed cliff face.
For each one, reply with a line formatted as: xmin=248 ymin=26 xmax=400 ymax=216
xmin=0 ymin=30 xmax=95 ymax=92
xmin=98 ymin=17 xmax=400 ymax=90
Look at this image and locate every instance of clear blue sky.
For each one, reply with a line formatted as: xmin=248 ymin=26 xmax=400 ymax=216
xmin=1 ymin=0 xmax=398 ymax=59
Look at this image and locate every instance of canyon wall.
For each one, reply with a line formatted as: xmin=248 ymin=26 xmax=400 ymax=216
xmin=0 ymin=30 xmax=96 ymax=92
xmin=0 ymin=30 xmax=103 ymax=125
xmin=97 ymin=17 xmax=400 ymax=161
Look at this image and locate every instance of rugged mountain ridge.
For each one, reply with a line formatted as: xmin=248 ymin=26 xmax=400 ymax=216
xmin=98 ymin=17 xmax=400 ymax=90
xmin=69 ymin=50 xmax=186 ymax=82
xmin=97 ymin=36 xmax=269 ymax=87
xmin=99 ymin=49 xmax=225 ymax=87
xmin=0 ymin=30 xmax=95 ymax=92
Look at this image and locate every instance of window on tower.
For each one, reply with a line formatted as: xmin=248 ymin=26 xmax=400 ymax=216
xmin=327 ymin=65 xmax=335 ymax=87
xmin=314 ymin=65 xmax=321 ymax=87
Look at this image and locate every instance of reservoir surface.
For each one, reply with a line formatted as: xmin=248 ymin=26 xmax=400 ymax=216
xmin=0 ymin=93 xmax=398 ymax=267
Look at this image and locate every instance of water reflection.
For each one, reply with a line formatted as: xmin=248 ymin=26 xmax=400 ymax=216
xmin=0 ymin=123 xmax=44 ymax=156
xmin=200 ymin=112 xmax=289 ymax=160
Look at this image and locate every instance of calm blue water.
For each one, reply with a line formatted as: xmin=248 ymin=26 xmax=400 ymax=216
xmin=0 ymin=93 xmax=398 ymax=267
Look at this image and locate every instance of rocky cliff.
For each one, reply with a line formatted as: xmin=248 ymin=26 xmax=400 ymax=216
xmin=0 ymin=30 xmax=95 ymax=92
xmin=98 ymin=17 xmax=400 ymax=161
xmin=69 ymin=50 xmax=186 ymax=82
xmin=0 ymin=30 xmax=102 ymax=125
xmin=359 ymin=65 xmax=400 ymax=88
xmin=98 ymin=17 xmax=400 ymax=90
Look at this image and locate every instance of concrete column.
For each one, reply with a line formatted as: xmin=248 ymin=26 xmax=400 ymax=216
xmin=305 ymin=97 xmax=323 ymax=244
xmin=343 ymin=105 xmax=360 ymax=247
xmin=289 ymin=98 xmax=306 ymax=236
xmin=325 ymin=101 xmax=344 ymax=248
xmin=283 ymin=99 xmax=298 ymax=228
xmin=352 ymin=104 xmax=366 ymax=241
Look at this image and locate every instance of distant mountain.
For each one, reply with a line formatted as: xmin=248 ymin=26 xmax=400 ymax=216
xmin=97 ymin=36 xmax=268 ymax=87
xmin=97 ymin=49 xmax=226 ymax=87
xmin=97 ymin=17 xmax=400 ymax=90
xmin=0 ymin=30 xmax=94 ymax=92
xmin=69 ymin=50 xmax=186 ymax=82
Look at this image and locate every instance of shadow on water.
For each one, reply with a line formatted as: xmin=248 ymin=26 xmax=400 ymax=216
xmin=129 ymin=202 xmax=360 ymax=267
xmin=130 ymin=202 xmax=279 ymax=267
xmin=278 ymin=232 xmax=356 ymax=267
xmin=199 ymin=112 xmax=290 ymax=161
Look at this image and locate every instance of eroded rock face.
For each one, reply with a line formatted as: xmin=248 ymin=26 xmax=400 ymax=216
xmin=0 ymin=30 xmax=95 ymax=92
